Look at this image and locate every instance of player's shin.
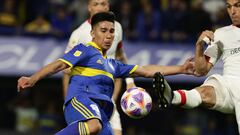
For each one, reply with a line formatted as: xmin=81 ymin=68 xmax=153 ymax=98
xmin=172 ymin=89 xmax=202 ymax=109
xmin=55 ymin=121 xmax=90 ymax=135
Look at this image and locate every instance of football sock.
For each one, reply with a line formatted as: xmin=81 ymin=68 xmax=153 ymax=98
xmin=55 ymin=121 xmax=90 ymax=135
xmin=172 ymin=89 xmax=202 ymax=109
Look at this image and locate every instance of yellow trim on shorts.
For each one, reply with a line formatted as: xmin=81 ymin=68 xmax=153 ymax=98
xmin=73 ymin=98 xmax=94 ymax=117
xmin=71 ymin=99 xmax=95 ymax=119
xmin=71 ymin=100 xmax=89 ymax=118
xmin=72 ymin=97 xmax=95 ymax=119
xmin=129 ymin=65 xmax=138 ymax=74
xmin=71 ymin=66 xmax=114 ymax=80
xmin=58 ymin=59 xmax=73 ymax=68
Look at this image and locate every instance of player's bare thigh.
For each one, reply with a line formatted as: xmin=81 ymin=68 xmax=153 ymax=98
xmin=196 ymin=86 xmax=216 ymax=108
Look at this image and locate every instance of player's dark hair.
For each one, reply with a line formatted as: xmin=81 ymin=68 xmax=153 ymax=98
xmin=91 ymin=12 xmax=115 ymax=28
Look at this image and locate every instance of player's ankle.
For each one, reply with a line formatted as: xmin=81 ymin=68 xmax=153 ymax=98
xmin=172 ymin=89 xmax=202 ymax=109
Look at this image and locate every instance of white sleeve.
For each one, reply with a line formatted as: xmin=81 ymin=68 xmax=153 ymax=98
xmin=65 ymin=30 xmax=79 ymax=54
xmin=116 ymin=21 xmax=123 ymax=43
xmin=204 ymin=30 xmax=223 ymax=65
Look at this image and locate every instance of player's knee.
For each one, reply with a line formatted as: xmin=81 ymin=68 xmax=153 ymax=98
xmin=87 ymin=119 xmax=102 ymax=135
xmin=198 ymin=86 xmax=216 ymax=108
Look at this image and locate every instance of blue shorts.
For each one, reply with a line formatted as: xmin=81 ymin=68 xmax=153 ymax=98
xmin=64 ymin=95 xmax=113 ymax=135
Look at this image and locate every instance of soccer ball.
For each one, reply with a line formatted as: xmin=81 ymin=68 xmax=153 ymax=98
xmin=120 ymin=87 xmax=152 ymax=119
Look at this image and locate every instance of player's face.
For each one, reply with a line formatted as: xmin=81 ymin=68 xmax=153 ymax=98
xmin=88 ymin=0 xmax=110 ymax=18
xmin=226 ymin=0 xmax=240 ymax=26
xmin=91 ymin=21 xmax=115 ymax=52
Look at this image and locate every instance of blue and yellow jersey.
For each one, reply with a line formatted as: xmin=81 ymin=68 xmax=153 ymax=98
xmin=59 ymin=42 xmax=138 ymax=105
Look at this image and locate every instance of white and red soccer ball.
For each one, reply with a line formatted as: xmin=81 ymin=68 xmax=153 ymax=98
xmin=120 ymin=87 xmax=152 ymax=119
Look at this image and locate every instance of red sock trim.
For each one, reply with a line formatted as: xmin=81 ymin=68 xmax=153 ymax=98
xmin=177 ymin=90 xmax=186 ymax=106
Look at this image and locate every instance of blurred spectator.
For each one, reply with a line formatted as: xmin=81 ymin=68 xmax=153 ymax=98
xmin=118 ymin=0 xmax=137 ymax=41
xmin=187 ymin=0 xmax=213 ymax=42
xmin=202 ymin=118 xmax=223 ymax=135
xmin=68 ymin=0 xmax=88 ymax=27
xmin=0 ymin=0 xmax=18 ymax=35
xmin=202 ymin=0 xmax=225 ymax=22
xmin=14 ymin=94 xmax=39 ymax=133
xmin=50 ymin=5 xmax=73 ymax=39
xmin=38 ymin=101 xmax=63 ymax=134
xmin=24 ymin=14 xmax=51 ymax=37
xmin=135 ymin=0 xmax=161 ymax=42
xmin=25 ymin=0 xmax=49 ymax=23
xmin=161 ymin=0 xmax=189 ymax=43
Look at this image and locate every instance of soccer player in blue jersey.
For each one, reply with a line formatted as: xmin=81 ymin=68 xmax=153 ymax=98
xmin=17 ymin=12 xmax=195 ymax=135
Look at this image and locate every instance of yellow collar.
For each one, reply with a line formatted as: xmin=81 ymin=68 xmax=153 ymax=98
xmin=87 ymin=42 xmax=107 ymax=58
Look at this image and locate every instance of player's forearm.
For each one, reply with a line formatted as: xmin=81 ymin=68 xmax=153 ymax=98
xmin=30 ymin=60 xmax=68 ymax=83
xmin=144 ymin=65 xmax=184 ymax=76
xmin=132 ymin=65 xmax=183 ymax=78
xmin=195 ymin=44 xmax=209 ymax=75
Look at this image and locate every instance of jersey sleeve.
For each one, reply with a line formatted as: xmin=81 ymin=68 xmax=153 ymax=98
xmin=111 ymin=59 xmax=138 ymax=78
xmin=115 ymin=21 xmax=123 ymax=45
xmin=204 ymin=30 xmax=223 ymax=65
xmin=60 ymin=44 xmax=89 ymax=67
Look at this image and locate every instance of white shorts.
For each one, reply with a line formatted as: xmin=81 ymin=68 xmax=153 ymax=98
xmin=202 ymin=74 xmax=235 ymax=114
xmin=109 ymin=102 xmax=122 ymax=131
xmin=203 ymin=74 xmax=240 ymax=133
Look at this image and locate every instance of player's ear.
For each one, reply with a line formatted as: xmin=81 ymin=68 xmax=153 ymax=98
xmin=91 ymin=30 xmax=94 ymax=38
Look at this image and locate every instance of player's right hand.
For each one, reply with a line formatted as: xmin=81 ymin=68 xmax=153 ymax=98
xmin=17 ymin=76 xmax=34 ymax=92
xmin=196 ymin=30 xmax=214 ymax=45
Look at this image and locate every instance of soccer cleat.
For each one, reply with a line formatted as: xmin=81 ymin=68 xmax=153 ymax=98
xmin=152 ymin=72 xmax=173 ymax=109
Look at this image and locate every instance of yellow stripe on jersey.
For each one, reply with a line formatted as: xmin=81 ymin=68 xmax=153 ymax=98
xmin=71 ymin=66 xmax=114 ymax=80
xmin=87 ymin=42 xmax=107 ymax=58
xmin=58 ymin=58 xmax=73 ymax=68
xmin=129 ymin=65 xmax=138 ymax=74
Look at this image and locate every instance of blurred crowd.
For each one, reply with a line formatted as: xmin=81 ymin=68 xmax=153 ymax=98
xmin=0 ymin=0 xmax=231 ymax=43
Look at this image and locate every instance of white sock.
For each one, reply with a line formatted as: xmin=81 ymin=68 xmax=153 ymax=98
xmin=172 ymin=89 xmax=202 ymax=109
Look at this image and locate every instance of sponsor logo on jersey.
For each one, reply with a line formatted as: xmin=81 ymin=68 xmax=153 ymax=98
xmin=73 ymin=50 xmax=82 ymax=57
xmin=230 ymin=47 xmax=240 ymax=55
xmin=97 ymin=59 xmax=103 ymax=64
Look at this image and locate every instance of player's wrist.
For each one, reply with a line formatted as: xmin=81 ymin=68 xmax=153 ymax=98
xmin=125 ymin=78 xmax=134 ymax=84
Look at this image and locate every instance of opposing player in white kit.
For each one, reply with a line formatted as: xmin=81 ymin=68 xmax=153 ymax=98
xmin=62 ymin=0 xmax=135 ymax=135
xmin=158 ymin=0 xmax=240 ymax=133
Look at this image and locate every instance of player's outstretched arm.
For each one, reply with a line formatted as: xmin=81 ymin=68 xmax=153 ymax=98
xmin=17 ymin=60 xmax=69 ymax=92
xmin=130 ymin=58 xmax=195 ymax=78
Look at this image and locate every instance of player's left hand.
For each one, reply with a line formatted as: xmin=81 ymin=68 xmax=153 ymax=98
xmin=182 ymin=57 xmax=196 ymax=75
xmin=17 ymin=76 xmax=35 ymax=92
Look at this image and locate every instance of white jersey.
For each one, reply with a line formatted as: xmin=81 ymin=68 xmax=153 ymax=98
xmin=65 ymin=19 xmax=123 ymax=59
xmin=203 ymin=25 xmax=240 ymax=132
xmin=204 ymin=25 xmax=240 ymax=78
